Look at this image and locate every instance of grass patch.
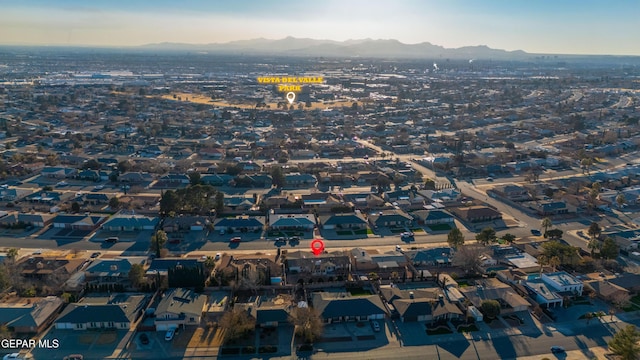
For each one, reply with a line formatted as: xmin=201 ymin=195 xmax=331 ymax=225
xmin=353 ymin=229 xmax=370 ymax=235
xmin=427 ymin=224 xmax=452 ymax=231
xmin=426 ymin=326 xmax=453 ymax=335
xmin=411 ymin=228 xmax=425 ymax=233
xmin=348 ymin=288 xmax=372 ymax=296
xmin=457 ymin=324 xmax=479 ymax=333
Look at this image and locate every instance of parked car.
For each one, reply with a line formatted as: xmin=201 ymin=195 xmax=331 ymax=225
xmin=214 ymin=252 xmax=221 ymax=261
xmin=530 ymin=229 xmax=542 ymax=236
xmin=550 ymin=346 xmax=565 ymax=353
xmin=90 ymin=252 xmax=101 ymax=258
xmin=63 ymin=356 xmax=83 ymax=360
xmin=165 ymin=329 xmax=175 ymax=341
xmin=3 ymin=354 xmax=21 ymax=360
xmin=230 ymin=236 xmax=242 ymax=243
xmin=139 ymin=333 xmax=149 ymax=345
xmin=105 ymin=236 xmax=119 ymax=243
xmin=371 ymin=320 xmax=381 ymax=332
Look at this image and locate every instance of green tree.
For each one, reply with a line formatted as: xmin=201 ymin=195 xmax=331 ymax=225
xmin=159 ymin=190 xmax=179 ymax=215
xmin=588 ymin=238 xmax=602 ymax=257
xmin=475 ymin=227 xmax=497 ymax=246
xmin=541 ymin=241 xmax=579 ymax=266
xmin=189 ymin=172 xmax=201 ymax=186
xmin=588 ymin=222 xmax=602 ymax=240
xmin=600 ymin=237 xmax=619 ymax=260
xmin=6 ymin=248 xmax=18 ymax=262
xmin=541 ymin=217 xmax=553 ymax=236
xmin=128 ymin=263 xmax=145 ymax=289
xmin=289 ymin=306 xmax=324 ymax=343
xmin=150 ymin=230 xmax=168 ymax=258
xmin=71 ymin=201 xmax=80 ymax=213
xmin=480 ymin=300 xmax=501 ymax=319
xmin=608 ymin=325 xmax=640 ymax=360
xmin=219 ymin=307 xmax=256 ymax=343
xmin=424 ymin=178 xmax=436 ymax=190
xmin=616 ymin=193 xmax=627 ymax=208
xmin=447 ymin=228 xmax=465 ymax=249
xmin=109 ymin=197 xmax=120 ymax=210
xmin=270 ymin=166 xmax=286 ymax=188
xmin=546 ymin=228 xmax=563 ymax=240
xmin=502 ymin=233 xmax=516 ymax=244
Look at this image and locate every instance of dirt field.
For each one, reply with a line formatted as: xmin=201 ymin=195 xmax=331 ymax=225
xmin=158 ymin=92 xmax=358 ymax=110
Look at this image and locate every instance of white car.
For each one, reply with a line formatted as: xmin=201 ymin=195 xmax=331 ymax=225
xmin=214 ymin=253 xmax=221 ymax=261
xmin=165 ymin=328 xmax=175 ymax=341
xmin=3 ymin=354 xmax=21 ymax=360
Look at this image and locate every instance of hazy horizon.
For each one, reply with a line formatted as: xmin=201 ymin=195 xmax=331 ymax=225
xmin=1 ymin=0 xmax=639 ymax=56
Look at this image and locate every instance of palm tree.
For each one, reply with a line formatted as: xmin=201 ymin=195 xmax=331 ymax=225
xmin=588 ymin=238 xmax=602 ymax=257
xmin=541 ymin=217 xmax=553 ymax=236
xmin=549 ymin=256 xmax=560 ymax=272
xmin=538 ymin=255 xmax=548 ymax=275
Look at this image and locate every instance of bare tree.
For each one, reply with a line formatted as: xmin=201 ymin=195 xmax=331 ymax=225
xmin=452 ymin=245 xmax=484 ymax=274
xmin=289 ymin=306 xmax=324 ymax=343
xmin=219 ymin=307 xmax=256 ymax=343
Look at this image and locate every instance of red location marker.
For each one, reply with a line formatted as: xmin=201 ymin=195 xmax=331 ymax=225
xmin=311 ymin=239 xmax=325 ymax=256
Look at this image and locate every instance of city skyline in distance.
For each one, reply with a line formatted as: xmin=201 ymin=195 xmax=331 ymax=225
xmin=1 ymin=0 xmax=639 ymax=56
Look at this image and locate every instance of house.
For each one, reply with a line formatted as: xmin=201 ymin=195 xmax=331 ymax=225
xmin=53 ymin=214 xmax=106 ymax=230
xmin=84 ymin=257 xmax=147 ymax=287
xmin=342 ymin=193 xmax=386 ymax=211
xmin=163 ymin=216 xmax=211 ymax=232
xmin=41 ymin=166 xmax=77 ymax=179
xmin=101 ymin=215 xmax=159 ymax=232
xmin=0 ymin=213 xmax=55 ymax=228
xmin=367 ymin=209 xmax=413 ymax=229
xmin=55 ymin=294 xmax=146 ymax=330
xmin=609 ymin=273 xmax=640 ymax=294
xmin=535 ymin=201 xmax=569 ymax=216
xmin=393 ymin=294 xmax=463 ymax=323
xmin=319 ymin=213 xmax=367 ymax=230
xmin=585 ymin=280 xmax=630 ymax=301
xmin=301 ymin=193 xmax=345 ymax=213
xmin=418 ymin=189 xmax=461 ymax=203
xmin=159 ymin=174 xmax=190 ymax=185
xmin=522 ymin=277 xmax=564 ymax=308
xmin=452 ymin=206 xmax=502 ymax=223
xmin=269 ymin=213 xmax=316 ymax=231
xmin=284 ymin=173 xmax=317 ymax=188
xmin=77 ymin=169 xmax=100 ymax=182
xmin=285 ymin=251 xmax=350 ymax=281
xmin=223 ymin=197 xmax=256 ymax=213
xmin=408 ymin=247 xmax=453 ymax=267
xmin=235 ymin=295 xmax=293 ymax=328
xmin=214 ymin=216 xmax=265 ymax=233
xmin=411 ymin=210 xmax=455 ymax=226
xmin=119 ymin=172 xmax=153 ymax=184
xmin=155 ymin=288 xmax=207 ymax=331
xmin=19 ymin=256 xmax=85 ymax=280
xmin=200 ymin=174 xmax=233 ymax=187
xmin=493 ymin=184 xmax=531 ymax=202
xmin=541 ymin=271 xmax=583 ymax=296
xmin=146 ymin=258 xmax=203 ymax=277
xmin=0 ymin=296 xmax=64 ymax=335
xmin=460 ymin=278 xmax=530 ymax=314
xmin=82 ymin=193 xmax=110 ymax=205
xmin=312 ymin=291 xmax=386 ymax=323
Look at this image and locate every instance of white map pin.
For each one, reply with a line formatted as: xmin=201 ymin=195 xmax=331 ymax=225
xmin=286 ymin=92 xmax=296 ymax=104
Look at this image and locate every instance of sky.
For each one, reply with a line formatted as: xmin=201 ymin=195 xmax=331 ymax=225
xmin=1 ymin=0 xmax=639 ymax=55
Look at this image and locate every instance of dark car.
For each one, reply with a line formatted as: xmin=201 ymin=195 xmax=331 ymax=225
xmin=139 ymin=333 xmax=149 ymax=345
xmin=531 ymin=229 xmax=542 ymax=236
xmin=550 ymin=346 xmax=565 ymax=353
xmin=90 ymin=252 xmax=101 ymax=258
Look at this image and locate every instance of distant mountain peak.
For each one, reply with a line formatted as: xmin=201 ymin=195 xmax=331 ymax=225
xmin=141 ymin=37 xmax=528 ymax=59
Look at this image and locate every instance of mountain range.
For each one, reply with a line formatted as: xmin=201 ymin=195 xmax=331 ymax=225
xmin=141 ymin=37 xmax=528 ymax=59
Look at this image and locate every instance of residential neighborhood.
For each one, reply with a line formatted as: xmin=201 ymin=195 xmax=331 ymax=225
xmin=0 ymin=34 xmax=640 ymax=360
